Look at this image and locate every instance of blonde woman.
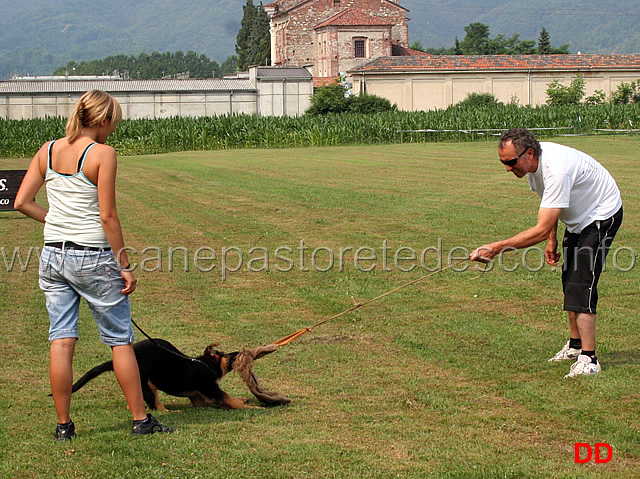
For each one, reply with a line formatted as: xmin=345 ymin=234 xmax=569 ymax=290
xmin=15 ymin=90 xmax=171 ymax=439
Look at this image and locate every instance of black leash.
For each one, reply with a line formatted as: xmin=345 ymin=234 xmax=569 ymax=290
xmin=130 ymin=318 xmax=156 ymax=342
xmin=130 ymin=318 xmax=205 ymax=365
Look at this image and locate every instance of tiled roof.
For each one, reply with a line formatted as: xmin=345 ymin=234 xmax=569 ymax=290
xmin=266 ymin=0 xmax=408 ymax=19
xmin=256 ymin=67 xmax=313 ymax=79
xmin=315 ymin=8 xmax=393 ymax=28
xmin=391 ymin=44 xmax=431 ymax=57
xmin=313 ymin=77 xmax=339 ymax=87
xmin=0 ymin=78 xmax=255 ymax=94
xmin=349 ymin=54 xmax=640 ymax=73
xmin=267 ymin=0 xmax=314 ymax=17
xmin=263 ymin=0 xmax=295 ymax=9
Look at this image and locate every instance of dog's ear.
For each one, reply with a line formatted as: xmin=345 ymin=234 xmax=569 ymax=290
xmin=204 ymin=343 xmax=220 ymax=357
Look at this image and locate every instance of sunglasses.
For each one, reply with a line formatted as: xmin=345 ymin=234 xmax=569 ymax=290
xmin=500 ymin=148 xmax=528 ymax=167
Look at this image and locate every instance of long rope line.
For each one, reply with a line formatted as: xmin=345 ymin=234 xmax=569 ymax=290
xmin=132 ymin=257 xmax=485 ymax=353
xmin=273 ymin=257 xmax=477 ymax=346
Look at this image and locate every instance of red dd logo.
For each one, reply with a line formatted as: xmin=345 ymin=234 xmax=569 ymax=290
xmin=574 ymin=443 xmax=613 ymax=463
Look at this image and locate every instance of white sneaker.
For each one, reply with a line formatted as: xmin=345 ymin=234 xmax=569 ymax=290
xmin=548 ymin=340 xmax=581 ymax=362
xmin=564 ymin=355 xmax=601 ymax=378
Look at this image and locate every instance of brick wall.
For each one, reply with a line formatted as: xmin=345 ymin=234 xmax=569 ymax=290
xmin=267 ymin=0 xmax=408 ymax=75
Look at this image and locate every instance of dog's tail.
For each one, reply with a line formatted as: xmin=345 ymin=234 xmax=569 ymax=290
xmin=71 ymin=361 xmax=115 ymax=393
xmin=47 ymin=361 xmax=115 ymax=397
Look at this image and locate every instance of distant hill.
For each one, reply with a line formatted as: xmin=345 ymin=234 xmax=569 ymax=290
xmin=404 ymin=0 xmax=640 ymax=55
xmin=0 ymin=0 xmax=242 ymax=77
xmin=1 ymin=0 xmax=639 ymax=78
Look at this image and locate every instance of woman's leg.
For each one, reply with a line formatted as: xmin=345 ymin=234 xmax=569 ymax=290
xmin=50 ymin=338 xmax=77 ymax=424
xmin=111 ymin=344 xmax=147 ymax=421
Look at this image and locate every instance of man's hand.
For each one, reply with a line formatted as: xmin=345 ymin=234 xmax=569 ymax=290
xmin=545 ymin=239 xmax=561 ymax=266
xmin=470 ymin=245 xmax=496 ymax=263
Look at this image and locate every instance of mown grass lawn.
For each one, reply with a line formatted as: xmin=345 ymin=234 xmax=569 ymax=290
xmin=1 ymin=136 xmax=639 ymax=478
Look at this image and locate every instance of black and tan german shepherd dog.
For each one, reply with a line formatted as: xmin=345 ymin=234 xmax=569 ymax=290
xmin=70 ymin=338 xmax=254 ymax=410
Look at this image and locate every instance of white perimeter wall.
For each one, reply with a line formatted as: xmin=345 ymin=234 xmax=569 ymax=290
xmin=0 ymin=83 xmax=312 ymax=120
xmin=258 ymin=80 xmax=313 ymax=116
xmin=0 ymin=91 xmax=259 ymax=120
xmin=352 ymin=71 xmax=640 ymax=110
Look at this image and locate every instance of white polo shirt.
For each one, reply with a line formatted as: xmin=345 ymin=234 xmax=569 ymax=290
xmin=526 ymin=142 xmax=622 ymax=234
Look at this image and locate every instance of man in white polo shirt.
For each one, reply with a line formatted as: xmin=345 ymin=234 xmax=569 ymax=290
xmin=471 ymin=128 xmax=623 ymax=378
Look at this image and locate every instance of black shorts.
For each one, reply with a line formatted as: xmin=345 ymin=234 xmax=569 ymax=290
xmin=562 ymin=206 xmax=622 ymax=314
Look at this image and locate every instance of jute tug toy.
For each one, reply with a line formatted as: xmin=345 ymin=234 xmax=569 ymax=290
xmin=232 ymin=258 xmax=473 ymax=405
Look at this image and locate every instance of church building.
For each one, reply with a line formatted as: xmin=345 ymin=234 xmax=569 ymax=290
xmin=263 ymin=0 xmax=413 ymax=85
xmin=263 ymin=0 xmax=640 ymax=110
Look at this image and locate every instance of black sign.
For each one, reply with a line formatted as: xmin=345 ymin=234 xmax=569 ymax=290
xmin=0 ymin=170 xmax=28 ymax=211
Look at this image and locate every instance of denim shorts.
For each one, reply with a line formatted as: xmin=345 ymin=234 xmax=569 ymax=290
xmin=39 ymin=245 xmax=134 ymax=345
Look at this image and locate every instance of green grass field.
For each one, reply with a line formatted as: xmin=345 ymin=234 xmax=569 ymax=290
xmin=1 ymin=137 xmax=639 ymax=478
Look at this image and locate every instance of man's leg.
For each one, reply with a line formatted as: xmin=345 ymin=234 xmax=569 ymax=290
xmin=564 ymin=311 xmax=600 ymax=377
xmin=574 ymin=312 xmax=596 ymax=351
xmin=568 ymin=311 xmax=578 ymax=338
xmin=549 ymin=311 xmax=582 ymax=362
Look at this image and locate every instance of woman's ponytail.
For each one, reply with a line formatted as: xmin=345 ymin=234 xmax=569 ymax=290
xmin=65 ymin=90 xmax=122 ymax=142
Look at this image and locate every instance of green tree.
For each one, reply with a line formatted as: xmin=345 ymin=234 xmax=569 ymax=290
xmin=455 ymin=92 xmax=502 ymax=107
xmin=423 ymin=38 xmax=461 ymax=55
xmin=306 ymin=83 xmax=350 ymax=115
xmin=306 ymin=80 xmax=396 ymax=115
xmin=236 ymin=0 xmax=271 ymax=71
xmin=551 ymin=44 xmax=572 ymax=54
xmin=254 ymin=2 xmax=271 ymax=66
xmin=584 ymin=90 xmax=606 ymax=105
xmin=459 ymin=23 xmax=537 ymax=55
xmin=610 ymin=80 xmax=640 ymax=104
xmin=460 ymin=23 xmax=491 ymax=55
xmin=236 ymin=0 xmax=256 ymax=70
xmin=410 ymin=41 xmax=426 ymax=52
xmin=546 ymin=74 xmax=586 ymax=105
xmin=219 ymin=55 xmax=239 ymax=76
xmin=424 ymin=46 xmax=455 ymax=55
xmin=454 ymin=37 xmax=462 ymax=55
xmin=427 ymin=23 xmax=569 ymax=57
xmin=53 ymin=51 xmax=220 ymax=78
xmin=538 ymin=27 xmax=551 ymax=55
xmin=349 ymin=93 xmax=396 ymax=114
xmin=503 ymin=34 xmax=536 ymax=55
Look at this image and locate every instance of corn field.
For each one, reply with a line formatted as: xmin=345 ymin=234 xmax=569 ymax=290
xmin=1 ymin=103 xmax=639 ymax=158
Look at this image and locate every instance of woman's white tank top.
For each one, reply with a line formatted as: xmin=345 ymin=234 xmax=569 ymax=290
xmin=43 ymin=140 xmax=110 ymax=248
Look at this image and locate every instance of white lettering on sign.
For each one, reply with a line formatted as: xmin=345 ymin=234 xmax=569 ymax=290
xmin=0 ymin=171 xmax=28 ymax=210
